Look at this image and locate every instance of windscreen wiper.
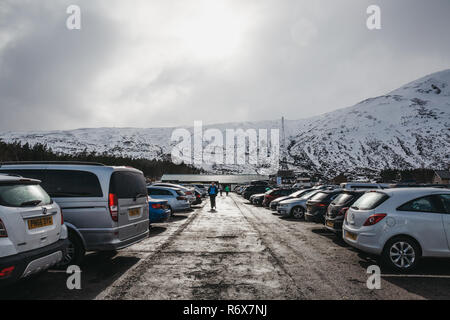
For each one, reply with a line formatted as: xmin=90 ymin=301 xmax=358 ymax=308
xmin=20 ymin=199 xmax=42 ymax=207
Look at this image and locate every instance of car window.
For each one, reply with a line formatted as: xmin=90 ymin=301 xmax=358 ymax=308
xmin=309 ymin=192 xmax=328 ymax=201
xmin=351 ymin=192 xmax=388 ymax=210
xmin=0 ymin=169 xmax=103 ymax=198
xmin=299 ymin=191 xmax=316 ymax=200
xmin=0 ymin=183 xmax=52 ymax=207
xmin=332 ymin=193 xmax=354 ymax=205
xmin=397 ymin=195 xmax=443 ymax=213
xmin=110 ymin=171 xmax=147 ymax=199
xmin=438 ymin=195 xmax=450 ymax=214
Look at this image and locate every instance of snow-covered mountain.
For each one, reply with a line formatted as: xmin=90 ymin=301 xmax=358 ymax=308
xmin=1 ymin=70 xmax=449 ymax=177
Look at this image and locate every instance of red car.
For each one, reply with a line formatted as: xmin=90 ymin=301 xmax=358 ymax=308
xmin=262 ymin=188 xmax=297 ymax=207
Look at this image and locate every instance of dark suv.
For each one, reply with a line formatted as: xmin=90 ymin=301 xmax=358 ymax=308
xmin=242 ymin=185 xmax=269 ymax=200
xmin=304 ymin=190 xmax=342 ymax=223
xmin=324 ymin=190 xmax=366 ymax=234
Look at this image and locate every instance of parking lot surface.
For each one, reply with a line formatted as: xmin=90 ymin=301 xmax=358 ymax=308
xmin=2 ymin=193 xmax=450 ymax=300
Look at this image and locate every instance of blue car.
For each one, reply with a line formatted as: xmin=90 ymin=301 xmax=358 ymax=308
xmin=148 ymin=198 xmax=171 ymax=223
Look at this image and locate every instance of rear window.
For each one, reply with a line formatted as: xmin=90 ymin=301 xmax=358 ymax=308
xmin=309 ymin=192 xmax=329 ymax=201
xmin=332 ymin=193 xmax=355 ymax=206
xmin=0 ymin=183 xmax=52 ymax=207
xmin=299 ymin=190 xmax=316 ymax=199
xmin=351 ymin=192 xmax=388 ymax=210
xmin=0 ymin=169 xmax=103 ymax=198
xmin=110 ymin=171 xmax=147 ymax=199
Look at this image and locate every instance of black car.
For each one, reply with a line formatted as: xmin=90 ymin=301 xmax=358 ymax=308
xmin=324 ymin=190 xmax=366 ymax=233
xmin=304 ymin=190 xmax=342 ymax=223
xmin=242 ymin=185 xmax=269 ymax=200
xmin=251 ymin=193 xmax=266 ymax=205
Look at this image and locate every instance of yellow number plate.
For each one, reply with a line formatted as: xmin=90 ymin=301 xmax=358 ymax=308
xmin=346 ymin=231 xmax=357 ymax=241
xmin=27 ymin=216 xmax=53 ymax=230
xmin=326 ymin=220 xmax=334 ymax=228
xmin=128 ymin=208 xmax=140 ymax=217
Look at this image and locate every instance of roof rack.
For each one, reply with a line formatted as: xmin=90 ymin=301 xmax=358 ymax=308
xmin=0 ymin=161 xmax=105 ymax=167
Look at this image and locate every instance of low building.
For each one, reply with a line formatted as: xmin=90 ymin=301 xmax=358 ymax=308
xmin=433 ymin=170 xmax=450 ymax=184
xmin=160 ymin=174 xmax=269 ymax=189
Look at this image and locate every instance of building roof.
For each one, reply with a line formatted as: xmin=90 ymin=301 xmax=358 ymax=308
xmin=161 ymin=174 xmax=269 ymax=184
xmin=435 ymin=170 xmax=450 ymax=180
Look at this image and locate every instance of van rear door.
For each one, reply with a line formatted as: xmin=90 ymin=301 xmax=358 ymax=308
xmin=109 ymin=171 xmax=149 ymax=241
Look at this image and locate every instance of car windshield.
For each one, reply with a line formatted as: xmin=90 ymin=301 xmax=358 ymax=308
xmin=351 ymin=192 xmax=388 ymax=210
xmin=0 ymin=183 xmax=52 ymax=207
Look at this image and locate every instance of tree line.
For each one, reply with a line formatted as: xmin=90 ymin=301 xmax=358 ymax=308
xmin=0 ymin=140 xmax=202 ymax=179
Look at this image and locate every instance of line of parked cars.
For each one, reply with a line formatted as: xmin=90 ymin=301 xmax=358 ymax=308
xmin=0 ymin=161 xmax=206 ymax=287
xmin=240 ymin=181 xmax=450 ymax=272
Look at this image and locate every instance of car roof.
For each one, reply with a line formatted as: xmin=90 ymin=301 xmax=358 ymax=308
xmin=147 ymin=185 xmax=180 ymax=191
xmin=380 ymin=187 xmax=450 ymax=196
xmin=0 ymin=163 xmax=143 ymax=174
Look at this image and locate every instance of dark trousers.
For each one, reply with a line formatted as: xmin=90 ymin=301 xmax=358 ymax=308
xmin=210 ymin=195 xmax=217 ymax=208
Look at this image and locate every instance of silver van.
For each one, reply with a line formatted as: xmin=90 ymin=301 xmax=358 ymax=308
xmin=0 ymin=162 xmax=149 ymax=266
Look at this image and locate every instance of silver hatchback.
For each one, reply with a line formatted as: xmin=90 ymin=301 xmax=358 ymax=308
xmin=0 ymin=162 xmax=149 ymax=266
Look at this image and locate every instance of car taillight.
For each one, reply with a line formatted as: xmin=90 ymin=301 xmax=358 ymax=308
xmin=315 ymin=203 xmax=327 ymax=207
xmin=109 ymin=193 xmax=118 ymax=222
xmin=338 ymin=207 xmax=349 ymax=216
xmin=0 ymin=266 xmax=15 ymax=279
xmin=196 ymin=194 xmax=201 ymax=198
xmin=363 ymin=214 xmax=387 ymax=226
xmin=177 ymin=196 xmax=186 ymax=200
xmin=60 ymin=209 xmax=64 ymax=225
xmin=0 ymin=219 xmax=7 ymax=237
xmin=185 ymin=191 xmax=192 ymax=195
xmin=151 ymin=203 xmax=162 ymax=209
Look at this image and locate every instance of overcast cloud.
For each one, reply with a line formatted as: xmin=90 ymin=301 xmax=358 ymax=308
xmin=0 ymin=0 xmax=449 ymax=131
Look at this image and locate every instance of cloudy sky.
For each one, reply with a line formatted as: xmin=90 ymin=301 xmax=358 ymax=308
xmin=0 ymin=0 xmax=449 ymax=131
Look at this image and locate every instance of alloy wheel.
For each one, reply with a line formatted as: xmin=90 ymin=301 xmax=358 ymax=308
xmin=389 ymin=241 xmax=415 ymax=269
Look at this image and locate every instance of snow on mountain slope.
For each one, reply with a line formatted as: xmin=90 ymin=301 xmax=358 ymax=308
xmin=287 ymin=69 xmax=450 ymax=177
xmin=0 ymin=70 xmax=449 ymax=177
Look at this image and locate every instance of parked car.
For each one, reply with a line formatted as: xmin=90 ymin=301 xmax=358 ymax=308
xmin=250 ymin=193 xmax=266 ymax=206
xmin=243 ymin=185 xmax=269 ymax=200
xmin=269 ymin=189 xmax=314 ymax=210
xmin=277 ymin=190 xmax=321 ymax=219
xmin=152 ymin=183 xmax=196 ymax=203
xmin=192 ymin=190 xmax=202 ymax=205
xmin=262 ymin=188 xmax=297 ymax=207
xmin=193 ymin=184 xmax=208 ymax=197
xmin=343 ymin=188 xmax=450 ymax=272
xmin=148 ymin=198 xmax=171 ymax=223
xmin=0 ymin=174 xmax=69 ymax=286
xmin=183 ymin=184 xmax=206 ymax=198
xmin=147 ymin=186 xmax=190 ymax=213
xmin=304 ymin=189 xmax=343 ymax=223
xmin=324 ymin=190 xmax=366 ymax=234
xmin=0 ymin=162 xmax=150 ymax=267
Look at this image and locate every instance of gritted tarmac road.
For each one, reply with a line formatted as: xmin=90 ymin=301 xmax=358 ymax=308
xmin=2 ymin=193 xmax=450 ymax=300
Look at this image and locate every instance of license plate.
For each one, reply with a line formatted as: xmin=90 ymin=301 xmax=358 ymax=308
xmin=326 ymin=220 xmax=334 ymax=228
xmin=128 ymin=208 xmax=140 ymax=217
xmin=346 ymin=231 xmax=357 ymax=241
xmin=27 ymin=216 xmax=53 ymax=230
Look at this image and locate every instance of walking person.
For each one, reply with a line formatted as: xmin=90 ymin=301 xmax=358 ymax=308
xmin=208 ymin=182 xmax=219 ymax=210
xmin=225 ymin=185 xmax=230 ymax=196
xmin=219 ymin=185 xmax=223 ymax=197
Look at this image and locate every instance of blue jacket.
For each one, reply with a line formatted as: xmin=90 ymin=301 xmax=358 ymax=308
xmin=208 ymin=185 xmax=219 ymax=196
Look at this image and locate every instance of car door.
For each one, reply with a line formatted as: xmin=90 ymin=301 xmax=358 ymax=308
xmin=437 ymin=194 xmax=450 ymax=251
xmin=397 ymin=195 xmax=449 ymax=256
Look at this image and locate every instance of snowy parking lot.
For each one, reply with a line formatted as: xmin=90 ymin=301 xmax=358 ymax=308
xmin=3 ymin=193 xmax=450 ymax=300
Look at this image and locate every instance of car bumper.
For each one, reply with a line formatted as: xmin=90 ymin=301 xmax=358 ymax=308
xmin=342 ymin=224 xmax=383 ymax=255
xmin=149 ymin=209 xmax=171 ymax=223
xmin=0 ymin=238 xmax=69 ymax=286
xmin=172 ymin=202 xmax=191 ymax=212
xmin=277 ymin=207 xmax=290 ymax=216
xmin=324 ymin=217 xmax=343 ymax=233
xmin=82 ymin=226 xmax=149 ymax=251
xmin=305 ymin=211 xmax=323 ymax=223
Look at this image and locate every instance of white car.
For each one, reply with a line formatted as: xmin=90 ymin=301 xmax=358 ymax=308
xmin=147 ymin=186 xmax=190 ymax=212
xmin=152 ymin=183 xmax=196 ymax=204
xmin=343 ymin=188 xmax=450 ymax=272
xmin=0 ymin=174 xmax=69 ymax=286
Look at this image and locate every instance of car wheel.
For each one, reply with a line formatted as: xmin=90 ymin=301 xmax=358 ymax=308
xmin=382 ymin=236 xmax=421 ymax=272
xmin=291 ymin=206 xmax=305 ymax=220
xmin=166 ymin=207 xmax=173 ymax=222
xmin=58 ymin=231 xmax=85 ymax=269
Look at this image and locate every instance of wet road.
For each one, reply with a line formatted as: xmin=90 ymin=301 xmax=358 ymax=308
xmin=2 ymin=193 xmax=450 ymax=299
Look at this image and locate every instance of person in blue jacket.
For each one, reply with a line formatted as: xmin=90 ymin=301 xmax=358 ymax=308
xmin=208 ymin=182 xmax=219 ymax=210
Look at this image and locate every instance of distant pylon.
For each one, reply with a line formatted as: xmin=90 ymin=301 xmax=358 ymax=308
xmin=280 ymin=117 xmax=288 ymax=170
